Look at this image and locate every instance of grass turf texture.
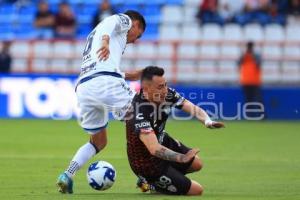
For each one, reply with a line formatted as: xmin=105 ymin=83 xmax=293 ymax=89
xmin=0 ymin=119 xmax=299 ymax=200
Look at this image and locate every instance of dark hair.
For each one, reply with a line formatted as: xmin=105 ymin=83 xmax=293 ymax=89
xmin=247 ymin=41 xmax=254 ymax=51
xmin=124 ymin=10 xmax=146 ymax=31
xmin=141 ymin=66 xmax=164 ymax=81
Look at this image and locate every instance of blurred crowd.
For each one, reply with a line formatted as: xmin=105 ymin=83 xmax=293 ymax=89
xmin=197 ymin=0 xmax=300 ymax=26
xmin=0 ymin=0 xmax=300 ymax=40
xmin=33 ymin=0 xmax=115 ymax=39
xmin=0 ymin=0 xmax=116 ymax=39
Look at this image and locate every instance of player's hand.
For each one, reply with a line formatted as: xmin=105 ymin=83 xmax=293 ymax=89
xmin=97 ymin=37 xmax=110 ymax=61
xmin=182 ymin=148 xmax=199 ymax=163
xmin=124 ymin=69 xmax=143 ymax=80
xmin=205 ymin=120 xmax=225 ymax=129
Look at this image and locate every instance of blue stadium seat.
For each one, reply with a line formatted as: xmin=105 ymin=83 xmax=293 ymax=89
xmin=121 ymin=4 xmax=141 ymax=12
xmin=110 ymin=0 xmax=125 ymax=5
xmin=0 ymin=4 xmax=15 ymax=14
xmin=144 ymin=15 xmax=160 ymax=24
xmin=13 ymin=24 xmax=34 ymax=39
xmin=19 ymin=14 xmax=34 ymax=24
xmin=141 ymin=33 xmax=158 ymax=40
xmin=68 ymin=0 xmax=89 ymax=4
xmin=145 ymin=23 xmax=158 ymax=34
xmin=0 ymin=24 xmax=13 ymax=33
xmin=47 ymin=0 xmax=62 ymax=4
xmin=0 ymin=13 xmax=16 ymax=24
xmin=77 ymin=14 xmax=93 ymax=25
xmin=74 ymin=4 xmax=97 ymax=15
xmin=165 ymin=0 xmax=183 ymax=5
xmin=14 ymin=23 xmax=33 ymax=31
xmin=143 ymin=0 xmax=164 ymax=6
xmin=124 ymin=0 xmax=143 ymax=5
xmin=142 ymin=5 xmax=160 ymax=16
xmin=77 ymin=24 xmax=92 ymax=38
xmin=48 ymin=3 xmax=59 ymax=13
xmin=18 ymin=5 xmax=36 ymax=15
xmin=270 ymin=15 xmax=286 ymax=26
xmin=15 ymin=32 xmax=34 ymax=39
xmin=0 ymin=1 xmax=163 ymax=40
xmin=83 ymin=0 xmax=101 ymax=5
xmin=0 ymin=32 xmax=15 ymax=40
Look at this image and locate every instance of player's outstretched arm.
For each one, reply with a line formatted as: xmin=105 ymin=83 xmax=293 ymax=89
xmin=97 ymin=35 xmax=110 ymax=61
xmin=181 ymin=99 xmax=225 ymax=129
xmin=139 ymin=131 xmax=199 ymax=163
xmin=124 ymin=69 xmax=143 ymax=81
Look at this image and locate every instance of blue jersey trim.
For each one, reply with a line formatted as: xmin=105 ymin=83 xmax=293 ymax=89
xmin=83 ymin=123 xmax=108 ymax=133
xmin=76 ymin=71 xmax=123 ymax=91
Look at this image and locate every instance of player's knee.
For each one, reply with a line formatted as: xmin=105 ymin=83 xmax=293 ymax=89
xmin=187 ymin=181 xmax=203 ymax=196
xmin=90 ymin=130 xmax=107 ymax=152
xmin=98 ymin=140 xmax=107 ymax=150
xmin=191 ymin=156 xmax=203 ymax=172
xmin=89 ymin=140 xmax=107 ymax=153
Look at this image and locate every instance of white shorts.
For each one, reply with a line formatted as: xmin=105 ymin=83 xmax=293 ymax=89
xmin=76 ymin=75 xmax=135 ymax=134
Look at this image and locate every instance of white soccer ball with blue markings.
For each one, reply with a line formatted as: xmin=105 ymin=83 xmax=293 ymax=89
xmin=87 ymin=161 xmax=116 ymax=191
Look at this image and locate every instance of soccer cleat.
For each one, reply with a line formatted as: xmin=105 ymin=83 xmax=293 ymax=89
xmin=136 ymin=177 xmax=155 ymax=193
xmin=56 ymin=173 xmax=73 ymax=194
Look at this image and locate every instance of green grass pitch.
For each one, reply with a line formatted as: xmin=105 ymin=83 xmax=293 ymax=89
xmin=0 ymin=119 xmax=299 ymax=200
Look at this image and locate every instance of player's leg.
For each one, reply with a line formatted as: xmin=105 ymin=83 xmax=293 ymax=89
xmin=187 ymin=180 xmax=203 ymax=195
xmin=65 ymin=126 xmax=108 ymax=177
xmin=186 ymin=155 xmax=203 ymax=173
xmin=57 ymin=126 xmax=107 ymax=194
xmin=57 ymin=95 xmax=109 ymax=193
xmin=90 ymin=128 xmax=107 ymax=150
xmin=150 ymin=165 xmax=203 ymax=195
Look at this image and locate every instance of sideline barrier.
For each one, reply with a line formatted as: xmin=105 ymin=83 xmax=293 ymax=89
xmin=0 ymin=74 xmax=299 ymax=120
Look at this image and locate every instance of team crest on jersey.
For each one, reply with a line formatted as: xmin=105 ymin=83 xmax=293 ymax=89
xmin=118 ymin=14 xmax=130 ymax=26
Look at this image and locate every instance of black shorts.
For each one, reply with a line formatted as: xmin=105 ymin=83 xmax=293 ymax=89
xmin=147 ymin=133 xmax=194 ymax=195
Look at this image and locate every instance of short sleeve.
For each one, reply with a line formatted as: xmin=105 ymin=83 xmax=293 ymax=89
xmin=166 ymin=88 xmax=185 ymax=109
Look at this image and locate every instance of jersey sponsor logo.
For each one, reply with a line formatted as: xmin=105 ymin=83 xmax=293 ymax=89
xmin=80 ymin=62 xmax=96 ymax=76
xmin=136 ymin=113 xmax=144 ymax=120
xmin=135 ymin=121 xmax=151 ymax=129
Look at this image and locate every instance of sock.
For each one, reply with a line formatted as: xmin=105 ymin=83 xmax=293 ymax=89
xmin=65 ymin=142 xmax=98 ymax=178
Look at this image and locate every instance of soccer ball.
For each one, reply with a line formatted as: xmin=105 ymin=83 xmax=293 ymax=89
xmin=87 ymin=161 xmax=116 ymax=191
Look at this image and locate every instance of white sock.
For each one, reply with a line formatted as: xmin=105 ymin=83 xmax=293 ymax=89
xmin=65 ymin=142 xmax=97 ymax=178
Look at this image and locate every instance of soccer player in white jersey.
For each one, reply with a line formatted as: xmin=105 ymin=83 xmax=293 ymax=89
xmin=56 ymin=10 xmax=146 ymax=194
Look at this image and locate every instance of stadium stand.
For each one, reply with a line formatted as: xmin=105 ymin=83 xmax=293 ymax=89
xmin=0 ymin=0 xmax=300 ymax=84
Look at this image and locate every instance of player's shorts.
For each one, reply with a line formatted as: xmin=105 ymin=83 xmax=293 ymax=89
xmin=146 ymin=133 xmax=194 ymax=195
xmin=151 ymin=165 xmax=192 ymax=195
xmin=76 ymin=73 xmax=135 ymax=134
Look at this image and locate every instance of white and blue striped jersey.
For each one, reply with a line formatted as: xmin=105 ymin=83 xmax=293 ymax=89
xmin=79 ymin=14 xmax=132 ymax=79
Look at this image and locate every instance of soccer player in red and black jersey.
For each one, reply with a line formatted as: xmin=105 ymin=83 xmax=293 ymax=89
xmin=125 ymin=66 xmax=225 ymax=195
